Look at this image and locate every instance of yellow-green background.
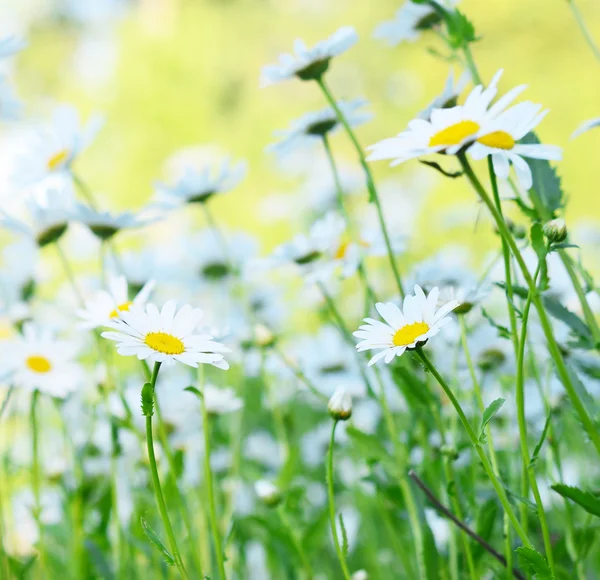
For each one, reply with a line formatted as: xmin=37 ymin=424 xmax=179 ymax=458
xmin=14 ymin=0 xmax=600 ymax=256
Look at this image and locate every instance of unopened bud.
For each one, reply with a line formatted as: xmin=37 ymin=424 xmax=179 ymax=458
xmin=543 ymin=218 xmax=567 ymax=243
xmin=328 ymin=387 xmax=352 ymax=421
xmin=254 ymin=323 xmax=275 ymax=348
xmin=254 ymin=479 xmax=281 ymax=507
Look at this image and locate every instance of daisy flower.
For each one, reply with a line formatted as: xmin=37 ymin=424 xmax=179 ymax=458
xmin=203 ymin=384 xmax=243 ymax=414
xmin=13 ymin=105 xmax=103 ymax=186
xmin=267 ymin=99 xmax=372 ymax=156
xmin=71 ymin=203 xmax=157 ymax=240
xmin=101 ymin=300 xmax=231 ymax=369
xmin=260 ymin=26 xmax=358 ymax=87
xmin=374 ymin=1 xmax=446 ymax=46
xmin=1 ymin=189 xmax=73 ymax=247
xmin=367 ymin=69 xmax=525 ymax=166
xmin=417 ymin=69 xmax=471 ymax=121
xmin=467 ymin=101 xmax=562 ymax=190
xmin=354 ymin=285 xmax=459 ymax=365
xmin=0 ymin=36 xmax=26 ymax=59
xmin=77 ymin=273 xmax=155 ymax=330
xmin=1 ymin=323 xmax=82 ymax=397
xmin=572 ymin=116 xmax=600 ymax=139
xmin=154 ymin=157 xmax=246 ymax=206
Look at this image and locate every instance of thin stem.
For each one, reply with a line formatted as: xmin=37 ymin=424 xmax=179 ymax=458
xmin=326 ymin=420 xmax=351 ymax=580
xmin=515 ymin=258 xmax=556 ymax=574
xmin=272 ymin=346 xmax=328 ymax=403
xmin=30 ymin=389 xmax=47 ymax=579
xmin=408 ymin=471 xmax=526 ymax=580
xmin=0 ymin=386 xmax=13 ymax=421
xmin=458 ymin=153 xmax=600 ymax=456
xmin=415 ymin=348 xmax=532 ymax=548
xmin=277 ymin=506 xmax=313 ymax=579
xmin=321 ymin=134 xmax=378 ymax=308
xmin=72 ymin=172 xmax=99 ymax=209
xmin=462 ymin=43 xmax=482 ymax=84
xmin=54 ymin=242 xmax=84 ymax=306
xmin=145 ymin=362 xmax=188 ymax=579
xmin=567 ymin=0 xmax=600 ymax=62
xmin=316 ymin=76 xmax=405 ymax=298
xmin=199 ymin=366 xmax=227 ymax=580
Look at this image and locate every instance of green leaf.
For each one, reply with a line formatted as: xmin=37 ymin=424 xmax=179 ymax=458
xmin=521 ymin=132 xmax=564 ymax=213
xmin=516 ymin=546 xmax=553 ymax=579
xmin=391 ymin=364 xmax=436 ymax=409
xmin=140 ymin=383 xmax=154 ymax=417
xmin=551 ymin=484 xmax=600 ymax=517
xmin=479 ymin=398 xmax=505 ymax=444
xmin=481 ymin=308 xmax=511 ymax=340
xmin=549 ymin=243 xmax=579 ymax=252
xmin=530 ymin=223 xmax=549 ymax=291
xmin=530 ymin=413 xmax=552 ymax=468
xmin=184 ymin=385 xmax=203 ymax=399
xmin=84 ymin=539 xmax=115 ymax=580
xmin=541 ymin=295 xmax=592 ymax=341
xmin=140 ymin=516 xmax=175 ymax=566
xmin=339 ymin=513 xmax=349 ymax=557
xmin=446 ymin=9 xmax=477 ymax=48
xmin=346 ymin=426 xmax=400 ymax=477
xmin=511 ymin=196 xmax=539 ymax=220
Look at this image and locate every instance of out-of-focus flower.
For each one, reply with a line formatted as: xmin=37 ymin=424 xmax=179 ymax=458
xmin=0 ymin=77 xmax=21 ymax=120
xmin=328 ymin=387 xmax=352 ymax=420
xmin=354 ymin=285 xmax=459 ymax=365
xmin=0 ymin=36 xmax=26 ymax=59
xmin=1 ymin=323 xmax=82 ymax=397
xmin=268 ymin=99 xmax=372 ymax=156
xmin=254 ymin=479 xmax=281 ymax=507
xmin=572 ymin=116 xmax=600 ymax=139
xmin=154 ymin=157 xmax=246 ymax=206
xmin=102 ymin=300 xmax=231 ymax=369
xmin=77 ymin=273 xmax=155 ymax=329
xmin=260 ymin=26 xmax=358 ymax=87
xmin=374 ymin=1 xmax=447 ymax=46
xmin=417 ymin=69 xmax=471 ymax=120
xmin=203 ymin=384 xmax=243 ymax=414
xmin=71 ymin=203 xmax=157 ymax=240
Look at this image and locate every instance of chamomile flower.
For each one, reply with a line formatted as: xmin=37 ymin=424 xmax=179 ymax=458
xmin=1 ymin=189 xmax=73 ymax=247
xmin=102 ymin=300 xmax=231 ymax=369
xmin=367 ymin=70 xmax=525 ymax=166
xmin=268 ymin=99 xmax=372 ymax=156
xmin=154 ymin=157 xmax=246 ymax=207
xmin=374 ymin=1 xmax=446 ymax=46
xmin=1 ymin=323 xmax=82 ymax=397
xmin=77 ymin=273 xmax=155 ymax=330
xmin=0 ymin=36 xmax=26 ymax=59
xmin=417 ymin=69 xmax=471 ymax=120
xmin=13 ymin=105 xmax=103 ymax=186
xmin=260 ymin=26 xmax=358 ymax=87
xmin=71 ymin=203 xmax=157 ymax=240
xmin=354 ymin=285 xmax=459 ymax=365
xmin=468 ymin=101 xmax=562 ymax=190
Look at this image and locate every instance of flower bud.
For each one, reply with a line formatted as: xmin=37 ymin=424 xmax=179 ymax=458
xmin=328 ymin=387 xmax=352 ymax=421
xmin=254 ymin=479 xmax=281 ymax=507
xmin=254 ymin=323 xmax=275 ymax=348
xmin=543 ymin=218 xmax=567 ymax=243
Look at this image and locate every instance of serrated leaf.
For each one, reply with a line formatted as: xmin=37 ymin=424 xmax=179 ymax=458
xmin=339 ymin=513 xmax=349 ymax=557
xmin=551 ymin=484 xmax=600 ymax=517
xmin=521 ymin=132 xmax=564 ymax=212
xmin=511 ymin=196 xmax=539 ymax=220
xmin=446 ymin=9 xmax=477 ymax=48
xmin=140 ymin=516 xmax=175 ymax=566
xmin=516 ymin=546 xmax=553 ymax=579
xmin=479 ymin=398 xmax=505 ymax=444
xmin=541 ymin=295 xmax=591 ymax=341
xmin=419 ymin=159 xmax=462 ymax=178
xmin=530 ymin=413 xmax=552 ymax=468
xmin=549 ymin=243 xmax=579 ymax=252
xmin=481 ymin=308 xmax=511 ymax=340
xmin=184 ymin=385 xmax=203 ymax=399
xmin=140 ymin=383 xmax=154 ymax=417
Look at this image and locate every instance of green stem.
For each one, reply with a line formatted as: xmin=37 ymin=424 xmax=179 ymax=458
xmin=415 ymin=348 xmax=533 ymax=548
xmin=458 ymin=153 xmax=600 ymax=456
xmin=316 ymin=76 xmax=405 ymax=298
xmin=277 ymin=506 xmax=313 ymax=579
xmin=199 ymin=366 xmax=227 ymax=580
xmin=567 ymin=0 xmax=600 ymax=62
xmin=72 ymin=172 xmax=99 ymax=209
xmin=30 ymin=389 xmax=47 ymax=579
xmin=0 ymin=386 xmax=13 ymax=421
xmin=145 ymin=363 xmax=188 ymax=579
xmin=326 ymin=420 xmax=351 ymax=580
xmin=55 ymin=242 xmax=84 ymax=306
xmin=515 ymin=259 xmax=556 ymax=574
xmin=462 ymin=43 xmax=482 ymax=84
xmin=321 ymin=134 xmax=378 ymax=308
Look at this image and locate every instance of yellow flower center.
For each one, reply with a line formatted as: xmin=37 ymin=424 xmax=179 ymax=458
xmin=109 ymin=301 xmax=133 ymax=318
xmin=47 ymin=149 xmax=70 ymax=171
xmin=334 ymin=240 xmax=351 ymax=260
xmin=26 ymin=355 xmax=52 ymax=373
xmin=477 ymin=130 xmax=515 ymax=150
xmin=428 ymin=120 xmax=480 ymax=148
xmin=144 ymin=332 xmax=185 ymax=355
xmin=392 ymin=322 xmax=430 ymax=347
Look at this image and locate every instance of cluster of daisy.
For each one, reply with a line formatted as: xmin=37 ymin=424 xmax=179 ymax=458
xmin=0 ymin=2 xmax=600 ymax=580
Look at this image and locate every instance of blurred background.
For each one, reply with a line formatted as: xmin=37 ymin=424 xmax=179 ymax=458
xmin=1 ymin=0 xmax=600 ymax=257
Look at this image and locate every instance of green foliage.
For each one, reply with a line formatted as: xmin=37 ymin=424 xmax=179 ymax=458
xmin=551 ymin=484 xmax=600 ymax=517
xmin=530 ymin=413 xmax=552 ymax=467
xmin=339 ymin=513 xmax=349 ymax=557
xmin=530 ymin=223 xmax=550 ymax=290
xmin=140 ymin=383 xmax=154 ymax=417
xmin=479 ymin=398 xmax=505 ymax=444
xmin=516 ymin=546 xmax=554 ymax=579
xmin=140 ymin=517 xmax=175 ymax=566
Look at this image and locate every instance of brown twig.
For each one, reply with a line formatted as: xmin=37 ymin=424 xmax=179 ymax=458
xmin=408 ymin=470 xmax=526 ymax=580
